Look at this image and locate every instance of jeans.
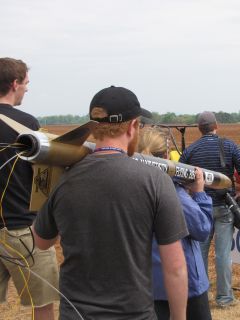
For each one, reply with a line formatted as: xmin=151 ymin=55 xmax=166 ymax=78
xmin=200 ymin=205 xmax=234 ymax=304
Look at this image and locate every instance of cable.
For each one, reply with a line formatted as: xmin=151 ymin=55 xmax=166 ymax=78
xmin=0 ymin=244 xmax=85 ymax=320
xmin=29 ymin=269 xmax=84 ymax=320
xmin=18 ymin=266 xmax=35 ymax=320
xmin=0 ymin=155 xmax=20 ymax=231
xmin=0 ymin=153 xmax=35 ymax=318
xmin=0 ymin=142 xmax=26 ymax=149
xmin=0 ymin=150 xmax=83 ymax=319
xmin=0 ymin=254 xmax=34 ymax=267
xmin=0 ymin=226 xmax=35 ymax=267
xmin=0 ymin=153 xmax=19 ymax=171
xmin=0 ymin=238 xmax=35 ymax=318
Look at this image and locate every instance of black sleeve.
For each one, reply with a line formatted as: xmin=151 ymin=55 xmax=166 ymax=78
xmin=29 ymin=116 xmax=40 ymax=131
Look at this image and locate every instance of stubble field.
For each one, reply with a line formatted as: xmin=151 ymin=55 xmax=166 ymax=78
xmin=43 ymin=122 xmax=240 ymax=146
xmin=1 ymin=123 xmax=240 ymax=319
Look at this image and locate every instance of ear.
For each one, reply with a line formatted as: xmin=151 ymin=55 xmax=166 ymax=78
xmin=127 ymin=119 xmax=138 ymax=137
xmin=12 ymin=79 xmax=19 ymax=92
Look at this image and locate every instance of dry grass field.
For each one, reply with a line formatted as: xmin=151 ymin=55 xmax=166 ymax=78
xmin=43 ymin=122 xmax=240 ymax=146
xmin=170 ymin=123 xmax=240 ymax=147
xmin=1 ymin=123 xmax=240 ymax=319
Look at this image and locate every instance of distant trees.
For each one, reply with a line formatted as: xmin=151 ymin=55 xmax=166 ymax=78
xmin=152 ymin=111 xmax=240 ymax=124
xmin=37 ymin=111 xmax=240 ymax=125
xmin=152 ymin=112 xmax=197 ymax=124
xmin=215 ymin=112 xmax=238 ymax=123
xmin=38 ymin=114 xmax=89 ymax=126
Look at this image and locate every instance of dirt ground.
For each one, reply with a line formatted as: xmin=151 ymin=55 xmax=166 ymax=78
xmin=1 ymin=123 xmax=240 ymax=319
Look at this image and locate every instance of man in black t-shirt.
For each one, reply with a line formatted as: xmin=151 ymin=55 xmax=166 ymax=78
xmin=0 ymin=58 xmax=59 ymax=320
xmin=33 ymin=86 xmax=189 ymax=320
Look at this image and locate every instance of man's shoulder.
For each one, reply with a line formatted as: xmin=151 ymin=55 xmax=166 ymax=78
xmin=0 ymin=104 xmax=39 ymax=130
xmin=183 ymin=138 xmax=202 ymax=153
xmin=79 ymin=153 xmax=170 ymax=182
xmin=13 ymin=107 xmax=37 ymax=122
xmin=180 ymin=137 xmax=211 ymax=163
xmin=222 ymin=137 xmax=238 ymax=147
xmin=185 ymin=135 xmax=220 ymax=150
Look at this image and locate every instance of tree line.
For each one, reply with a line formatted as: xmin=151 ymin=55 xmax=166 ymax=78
xmin=38 ymin=111 xmax=240 ymax=126
xmin=38 ymin=114 xmax=90 ymax=126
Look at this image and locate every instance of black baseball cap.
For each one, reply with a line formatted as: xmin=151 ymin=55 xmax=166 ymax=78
xmin=89 ymin=86 xmax=151 ymax=123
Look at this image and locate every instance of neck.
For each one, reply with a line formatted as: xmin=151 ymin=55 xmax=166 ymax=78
xmin=205 ymin=130 xmax=217 ymax=135
xmin=94 ymin=146 xmax=126 ymax=154
xmin=95 ymin=137 xmax=128 ymax=154
xmin=0 ymin=95 xmax=14 ymax=106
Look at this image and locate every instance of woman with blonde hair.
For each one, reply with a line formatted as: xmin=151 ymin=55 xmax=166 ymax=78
xmin=138 ymin=127 xmax=213 ymax=320
xmin=138 ymin=127 xmax=169 ymax=158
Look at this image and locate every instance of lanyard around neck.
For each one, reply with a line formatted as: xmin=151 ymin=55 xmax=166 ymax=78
xmin=93 ymin=147 xmax=126 ymax=154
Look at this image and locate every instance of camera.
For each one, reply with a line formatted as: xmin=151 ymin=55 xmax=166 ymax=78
xmin=225 ymin=192 xmax=240 ymax=229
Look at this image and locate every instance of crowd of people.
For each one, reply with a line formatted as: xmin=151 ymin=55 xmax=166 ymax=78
xmin=0 ymin=57 xmax=240 ymax=320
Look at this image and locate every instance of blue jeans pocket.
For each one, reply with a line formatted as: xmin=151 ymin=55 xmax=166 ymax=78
xmin=213 ymin=206 xmax=233 ymax=223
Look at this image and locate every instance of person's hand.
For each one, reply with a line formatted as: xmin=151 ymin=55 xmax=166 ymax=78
xmin=187 ymin=167 xmax=204 ymax=193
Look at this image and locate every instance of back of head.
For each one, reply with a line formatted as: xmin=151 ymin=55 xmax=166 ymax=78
xmin=89 ymin=85 xmax=149 ymax=140
xmin=197 ymin=111 xmax=217 ymax=135
xmin=138 ymin=127 xmax=168 ymax=157
xmin=0 ymin=57 xmax=28 ymax=97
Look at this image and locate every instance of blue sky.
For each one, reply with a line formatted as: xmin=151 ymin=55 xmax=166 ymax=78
xmin=1 ymin=0 xmax=240 ymax=117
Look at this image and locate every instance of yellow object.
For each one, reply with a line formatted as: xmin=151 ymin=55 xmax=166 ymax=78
xmin=169 ymin=150 xmax=181 ymax=162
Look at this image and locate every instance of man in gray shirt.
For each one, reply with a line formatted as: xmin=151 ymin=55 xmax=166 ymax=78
xmin=33 ymin=86 xmax=188 ymax=320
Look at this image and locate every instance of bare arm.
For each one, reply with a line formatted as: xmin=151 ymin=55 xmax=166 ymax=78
xmin=159 ymin=240 xmax=188 ymax=320
xmin=31 ymin=225 xmax=59 ymax=250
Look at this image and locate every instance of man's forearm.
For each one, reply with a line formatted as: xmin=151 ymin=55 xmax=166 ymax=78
xmin=164 ymin=264 xmax=188 ymax=320
xmin=159 ymin=241 xmax=188 ymax=320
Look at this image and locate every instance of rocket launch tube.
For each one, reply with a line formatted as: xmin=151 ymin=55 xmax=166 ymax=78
xmin=16 ymin=131 xmax=95 ymax=166
xmin=15 ymin=131 xmax=232 ymax=190
xmin=132 ymin=153 xmax=232 ymax=190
